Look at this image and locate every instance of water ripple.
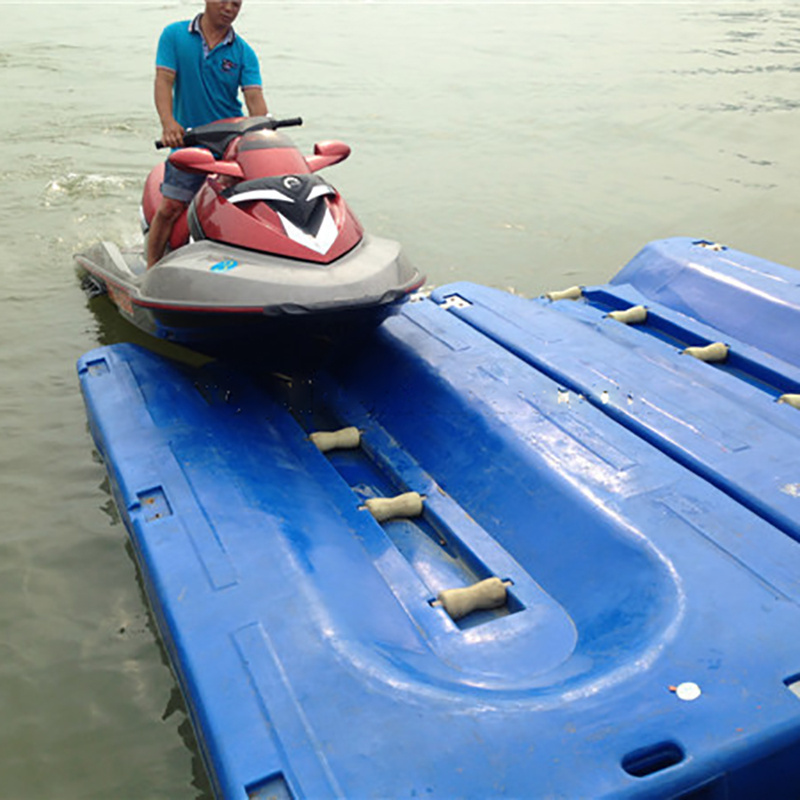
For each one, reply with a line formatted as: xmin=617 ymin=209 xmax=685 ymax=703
xmin=43 ymin=172 xmax=133 ymax=205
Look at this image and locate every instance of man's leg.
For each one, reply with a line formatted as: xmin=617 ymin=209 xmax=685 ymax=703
xmin=147 ymin=196 xmax=187 ymax=267
xmin=147 ymin=160 xmax=205 ymax=268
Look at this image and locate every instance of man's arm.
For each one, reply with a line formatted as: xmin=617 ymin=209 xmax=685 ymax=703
xmin=154 ymin=68 xmax=185 ymax=147
xmin=243 ymin=86 xmax=267 ymax=117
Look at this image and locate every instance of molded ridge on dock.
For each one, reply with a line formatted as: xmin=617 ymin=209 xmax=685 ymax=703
xmin=78 ymin=238 xmax=800 ymax=799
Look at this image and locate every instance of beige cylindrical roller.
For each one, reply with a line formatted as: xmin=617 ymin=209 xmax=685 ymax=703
xmin=364 ymin=491 xmax=423 ymax=522
xmin=545 ymin=286 xmax=583 ymax=300
xmin=435 ymin=577 xmax=508 ymax=621
xmin=607 ymin=305 xmax=647 ymax=324
xmin=309 ymin=426 xmax=361 ymax=453
xmin=682 ymin=342 xmax=729 ymax=363
xmin=544 ymin=285 xmax=583 ymax=302
xmin=778 ymin=394 xmax=800 ymax=410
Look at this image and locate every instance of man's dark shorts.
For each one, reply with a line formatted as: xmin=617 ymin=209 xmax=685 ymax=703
xmin=161 ymin=160 xmax=205 ymax=203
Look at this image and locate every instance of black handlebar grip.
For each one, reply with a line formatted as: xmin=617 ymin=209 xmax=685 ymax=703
xmin=273 ymin=117 xmax=303 ymax=129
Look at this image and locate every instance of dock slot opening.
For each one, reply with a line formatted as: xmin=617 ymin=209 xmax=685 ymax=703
xmin=584 ymin=289 xmax=800 ymax=399
xmin=82 ymin=357 xmax=109 ymax=377
xmin=136 ymin=486 xmax=172 ymax=521
xmin=304 ymin=409 xmax=526 ymax=630
xmin=622 ymin=740 xmax=684 ymax=777
xmin=246 ymin=772 xmax=294 ymax=799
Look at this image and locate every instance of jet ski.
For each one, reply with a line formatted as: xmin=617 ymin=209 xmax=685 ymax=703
xmin=76 ymin=116 xmax=424 ymax=356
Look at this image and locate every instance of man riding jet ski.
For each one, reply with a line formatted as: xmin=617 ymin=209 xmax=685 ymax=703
xmin=75 ymin=116 xmax=424 ymax=355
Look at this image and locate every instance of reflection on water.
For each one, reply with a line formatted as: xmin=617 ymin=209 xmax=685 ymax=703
xmin=86 ymin=294 xmax=212 ymax=367
xmin=124 ymin=539 xmax=215 ymax=800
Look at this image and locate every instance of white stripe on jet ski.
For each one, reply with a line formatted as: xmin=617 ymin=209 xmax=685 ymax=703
xmin=278 ymin=208 xmax=338 ymax=255
xmin=308 ymin=184 xmax=336 ymax=201
xmin=227 ymin=189 xmax=294 ymax=205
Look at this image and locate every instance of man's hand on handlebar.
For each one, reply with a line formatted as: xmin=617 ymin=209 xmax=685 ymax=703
xmin=160 ymin=118 xmax=186 ymax=149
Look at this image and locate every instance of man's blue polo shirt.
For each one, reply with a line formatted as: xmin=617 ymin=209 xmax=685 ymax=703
xmin=156 ymin=14 xmax=262 ymax=129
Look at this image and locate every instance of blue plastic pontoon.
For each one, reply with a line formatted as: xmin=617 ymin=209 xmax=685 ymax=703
xmin=78 ymin=238 xmax=800 ymax=798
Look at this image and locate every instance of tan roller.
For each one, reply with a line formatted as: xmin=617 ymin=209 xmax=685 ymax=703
xmin=778 ymin=394 xmax=800 ymax=410
xmin=607 ymin=305 xmax=647 ymax=324
xmin=309 ymin=426 xmax=361 ymax=453
xmin=435 ymin=577 xmax=509 ymax=621
xmin=545 ymin=285 xmax=583 ymax=302
xmin=364 ymin=491 xmax=423 ymax=522
xmin=682 ymin=342 xmax=729 ymax=363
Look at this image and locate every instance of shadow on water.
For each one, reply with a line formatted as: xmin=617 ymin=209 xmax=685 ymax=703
xmin=85 ymin=291 xmax=214 ymax=369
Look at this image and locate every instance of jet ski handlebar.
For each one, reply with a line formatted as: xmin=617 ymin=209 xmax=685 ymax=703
xmin=155 ymin=116 xmax=304 ymax=155
xmin=273 ymin=117 xmax=303 ymax=129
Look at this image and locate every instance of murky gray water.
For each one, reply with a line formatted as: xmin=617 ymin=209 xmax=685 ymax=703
xmin=1 ymin=1 xmax=797 ymax=796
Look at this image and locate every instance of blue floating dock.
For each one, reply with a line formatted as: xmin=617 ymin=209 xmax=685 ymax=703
xmin=78 ymin=238 xmax=800 ymax=798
